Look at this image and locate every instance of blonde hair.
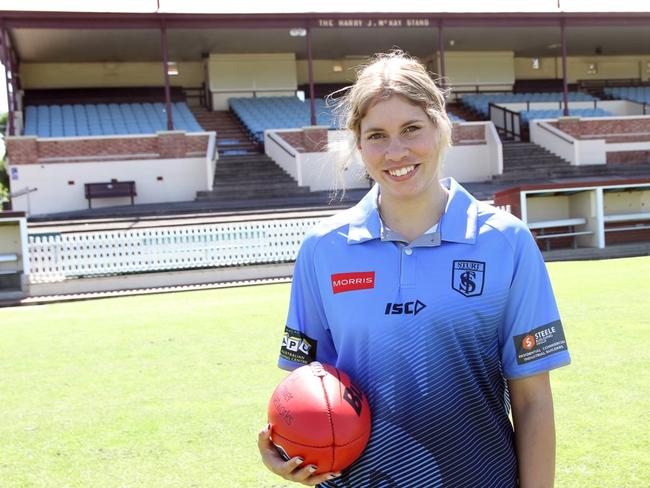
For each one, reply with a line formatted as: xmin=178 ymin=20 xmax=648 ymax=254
xmin=328 ymin=51 xmax=452 ymax=194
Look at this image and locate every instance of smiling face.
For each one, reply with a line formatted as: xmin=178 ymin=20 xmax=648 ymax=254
xmin=358 ymin=95 xmax=443 ymax=206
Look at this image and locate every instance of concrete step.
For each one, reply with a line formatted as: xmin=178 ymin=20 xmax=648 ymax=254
xmin=503 ymin=152 xmax=562 ymax=159
xmin=213 ymin=171 xmax=294 ymax=180
xmin=212 ymin=176 xmax=298 ymax=186
xmin=215 ymin=162 xmax=292 ymax=171
xmin=196 ymin=187 xmax=312 ymax=200
xmin=191 ymin=108 xmax=260 ymax=154
xmin=215 ymin=161 xmax=282 ymax=170
xmin=509 ymin=162 xmax=573 ymax=169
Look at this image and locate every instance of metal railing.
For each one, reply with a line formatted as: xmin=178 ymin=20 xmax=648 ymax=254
xmin=489 ymin=103 xmax=522 ymax=141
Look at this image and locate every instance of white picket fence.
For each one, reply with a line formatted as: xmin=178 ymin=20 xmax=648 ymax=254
xmin=28 ymin=204 xmax=514 ymax=284
xmin=28 ymin=218 xmax=322 ymax=283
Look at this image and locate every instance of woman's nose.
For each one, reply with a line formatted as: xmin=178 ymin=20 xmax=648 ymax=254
xmin=385 ymin=137 xmax=408 ymax=161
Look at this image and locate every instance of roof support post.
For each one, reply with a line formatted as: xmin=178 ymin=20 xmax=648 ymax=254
xmin=0 ymin=24 xmax=14 ymax=136
xmin=160 ymin=21 xmax=174 ymax=131
xmin=560 ymin=19 xmax=569 ymax=116
xmin=306 ymin=26 xmax=317 ymax=126
xmin=437 ymin=20 xmax=446 ymax=89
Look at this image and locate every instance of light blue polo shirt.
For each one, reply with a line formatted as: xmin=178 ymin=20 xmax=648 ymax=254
xmin=278 ymin=177 xmax=570 ymax=487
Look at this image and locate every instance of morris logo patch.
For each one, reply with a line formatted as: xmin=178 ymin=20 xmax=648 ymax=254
xmin=452 ymin=260 xmax=485 ymax=297
xmin=331 ymin=271 xmax=375 ymax=294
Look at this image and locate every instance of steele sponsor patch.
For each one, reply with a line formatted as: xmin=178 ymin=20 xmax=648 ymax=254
xmin=280 ymin=326 xmax=318 ymax=364
xmin=513 ymin=321 xmax=568 ymax=365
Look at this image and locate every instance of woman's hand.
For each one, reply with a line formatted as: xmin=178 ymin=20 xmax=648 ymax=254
xmin=257 ymin=424 xmax=341 ymax=486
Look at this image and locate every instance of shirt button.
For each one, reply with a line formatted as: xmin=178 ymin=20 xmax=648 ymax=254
xmin=404 ymin=248 xmax=413 ymax=256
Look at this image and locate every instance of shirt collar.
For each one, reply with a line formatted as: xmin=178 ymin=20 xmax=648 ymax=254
xmin=347 ymin=177 xmax=479 ymax=245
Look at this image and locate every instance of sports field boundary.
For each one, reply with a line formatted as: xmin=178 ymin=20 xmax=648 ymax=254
xmin=0 ymin=263 xmax=293 ymax=307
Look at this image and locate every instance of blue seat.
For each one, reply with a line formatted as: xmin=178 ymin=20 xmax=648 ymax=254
xmin=22 ymin=100 xmax=204 ymax=138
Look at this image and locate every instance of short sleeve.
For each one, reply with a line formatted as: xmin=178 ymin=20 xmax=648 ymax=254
xmin=278 ymin=236 xmax=338 ymax=371
xmin=500 ymin=226 xmax=571 ymax=379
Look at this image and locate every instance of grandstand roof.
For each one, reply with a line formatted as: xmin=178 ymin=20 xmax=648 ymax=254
xmin=3 ymin=0 xmax=650 ymax=14
xmin=2 ymin=9 xmax=650 ymax=62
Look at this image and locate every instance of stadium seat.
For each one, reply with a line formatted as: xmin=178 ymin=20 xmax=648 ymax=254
xmin=605 ymin=85 xmax=650 ymax=104
xmin=519 ymin=107 xmax=612 ymax=123
xmin=462 ymin=92 xmax=599 ymax=117
xmin=22 ymin=101 xmax=204 ymax=138
xmin=229 ymin=96 xmax=337 ymax=143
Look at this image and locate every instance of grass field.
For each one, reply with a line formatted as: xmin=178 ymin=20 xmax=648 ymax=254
xmin=1 ymin=256 xmax=648 ymax=487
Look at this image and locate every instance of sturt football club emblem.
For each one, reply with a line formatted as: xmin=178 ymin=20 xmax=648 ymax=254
xmin=452 ymin=260 xmax=485 ymax=297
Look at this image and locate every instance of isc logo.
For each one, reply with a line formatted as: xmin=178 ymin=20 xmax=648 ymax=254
xmin=384 ymin=300 xmax=426 ymax=316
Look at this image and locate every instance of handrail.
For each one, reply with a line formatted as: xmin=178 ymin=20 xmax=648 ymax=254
xmin=266 ymin=132 xmax=297 ymax=158
xmin=212 ymin=88 xmax=298 ymax=97
xmin=10 ymin=187 xmax=38 ymax=198
xmin=578 ymin=78 xmax=645 ymax=89
xmin=205 ymin=131 xmax=217 ymax=191
xmin=620 ymin=98 xmax=650 ymax=115
xmin=536 ymin=121 xmax=575 ymax=145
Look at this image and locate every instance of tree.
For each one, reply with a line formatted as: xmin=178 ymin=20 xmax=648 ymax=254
xmin=0 ymin=112 xmax=9 ymax=204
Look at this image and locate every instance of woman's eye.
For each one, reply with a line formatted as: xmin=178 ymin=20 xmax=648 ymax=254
xmin=404 ymin=125 xmax=421 ymax=134
xmin=367 ymin=133 xmax=384 ymax=140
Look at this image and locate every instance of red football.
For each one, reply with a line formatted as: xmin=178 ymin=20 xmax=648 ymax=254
xmin=268 ymin=362 xmax=372 ymax=474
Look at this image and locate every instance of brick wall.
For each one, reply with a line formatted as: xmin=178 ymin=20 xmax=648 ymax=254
xmin=277 ymin=128 xmax=328 ymax=153
xmin=552 ymin=118 xmax=650 ymax=142
xmin=186 ymin=134 xmax=210 ymax=154
xmin=607 ymin=151 xmax=650 ymax=164
xmin=452 ymin=124 xmax=486 ymax=145
xmin=7 ymin=132 xmax=209 ymax=165
xmin=278 ymin=132 xmax=305 ymax=152
xmin=5 ymin=137 xmax=38 ymax=164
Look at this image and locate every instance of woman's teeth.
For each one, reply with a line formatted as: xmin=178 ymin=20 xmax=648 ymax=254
xmin=388 ymin=165 xmax=415 ymax=177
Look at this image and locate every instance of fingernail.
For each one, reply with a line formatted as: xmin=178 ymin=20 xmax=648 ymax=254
xmin=329 ymin=473 xmax=340 ymax=479
xmin=308 ymin=465 xmax=318 ymax=472
xmin=266 ymin=423 xmax=271 ymax=431
xmin=294 ymin=457 xmax=304 ymax=464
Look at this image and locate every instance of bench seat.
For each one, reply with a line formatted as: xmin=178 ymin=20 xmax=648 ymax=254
xmin=604 ymin=212 xmax=650 ymax=232
xmin=528 ymin=217 xmax=587 ymax=230
xmin=0 ymin=254 xmax=20 ymax=275
xmin=0 ymin=253 xmax=18 ymax=263
xmin=85 ymin=181 xmax=136 ymax=208
xmin=528 ymin=218 xmax=590 ymax=251
xmin=603 ymin=212 xmax=650 ymax=223
xmin=535 ymin=230 xmax=593 ymax=240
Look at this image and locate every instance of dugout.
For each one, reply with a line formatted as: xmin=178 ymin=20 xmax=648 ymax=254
xmin=0 ymin=211 xmax=29 ymax=299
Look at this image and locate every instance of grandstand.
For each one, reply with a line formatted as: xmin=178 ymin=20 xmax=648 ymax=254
xmin=0 ymin=5 xmax=648 ymax=301
xmin=1 ymin=8 xmax=649 ymax=220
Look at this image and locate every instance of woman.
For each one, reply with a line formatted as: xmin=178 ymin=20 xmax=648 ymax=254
xmin=258 ymin=52 xmax=570 ymax=487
